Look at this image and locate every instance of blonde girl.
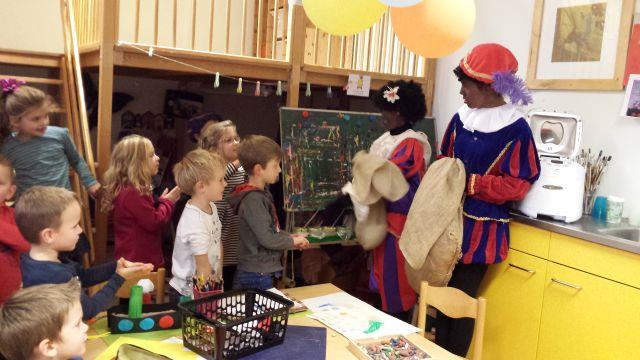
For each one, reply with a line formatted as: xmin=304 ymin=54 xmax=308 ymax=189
xmin=102 ymin=135 xmax=181 ymax=269
xmin=0 ymin=78 xmax=100 ymax=197
xmin=199 ymin=120 xmax=247 ymax=288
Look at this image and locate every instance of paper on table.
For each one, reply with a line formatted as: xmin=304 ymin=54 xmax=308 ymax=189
xmin=267 ymin=287 xmax=308 ymax=313
xmin=302 ymin=292 xmax=420 ymax=340
xmin=95 ymin=337 xmax=198 ymax=360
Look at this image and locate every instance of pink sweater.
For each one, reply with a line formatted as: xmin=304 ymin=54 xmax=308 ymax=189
xmin=112 ymin=186 xmax=174 ymax=269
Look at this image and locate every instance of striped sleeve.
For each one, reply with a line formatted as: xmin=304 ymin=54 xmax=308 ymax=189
xmin=439 ymin=118 xmax=456 ymax=158
xmin=469 ymin=129 xmax=541 ymax=204
xmin=215 ymin=164 xmax=247 ymax=266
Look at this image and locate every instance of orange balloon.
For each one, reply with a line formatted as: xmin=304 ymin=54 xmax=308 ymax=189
xmin=391 ymin=0 xmax=476 ymax=58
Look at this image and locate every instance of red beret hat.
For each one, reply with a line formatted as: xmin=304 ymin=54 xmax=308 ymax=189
xmin=460 ymin=43 xmax=518 ymax=84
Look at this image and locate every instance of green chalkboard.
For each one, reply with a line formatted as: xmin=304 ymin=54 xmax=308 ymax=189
xmin=280 ymin=107 xmax=437 ymax=211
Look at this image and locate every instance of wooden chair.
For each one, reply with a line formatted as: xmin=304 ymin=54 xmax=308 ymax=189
xmin=417 ymin=281 xmax=487 ymax=360
xmin=115 ymin=268 xmax=166 ymax=304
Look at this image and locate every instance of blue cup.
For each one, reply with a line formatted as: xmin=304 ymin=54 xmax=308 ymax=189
xmin=592 ymin=196 xmax=607 ymax=221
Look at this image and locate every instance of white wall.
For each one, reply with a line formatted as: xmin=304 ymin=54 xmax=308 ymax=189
xmin=0 ymin=0 xmax=64 ymax=54
xmin=433 ymin=0 xmax=640 ymax=217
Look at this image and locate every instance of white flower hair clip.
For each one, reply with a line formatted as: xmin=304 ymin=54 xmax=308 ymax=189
xmin=383 ymin=86 xmax=400 ymax=103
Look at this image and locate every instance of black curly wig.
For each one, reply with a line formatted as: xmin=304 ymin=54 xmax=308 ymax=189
xmin=372 ymin=80 xmax=427 ymax=125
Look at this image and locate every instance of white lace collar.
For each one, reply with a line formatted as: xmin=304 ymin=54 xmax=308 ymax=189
xmin=457 ymin=103 xmax=524 ymax=133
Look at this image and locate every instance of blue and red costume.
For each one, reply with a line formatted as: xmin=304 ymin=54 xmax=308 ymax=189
xmin=440 ymin=113 xmax=540 ymax=265
xmin=369 ymin=132 xmax=428 ymax=313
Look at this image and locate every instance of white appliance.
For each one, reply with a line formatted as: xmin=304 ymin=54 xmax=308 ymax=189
xmin=517 ymin=111 xmax=585 ymax=223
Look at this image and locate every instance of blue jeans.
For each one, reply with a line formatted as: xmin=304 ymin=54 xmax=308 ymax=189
xmin=232 ymin=269 xmax=277 ymax=290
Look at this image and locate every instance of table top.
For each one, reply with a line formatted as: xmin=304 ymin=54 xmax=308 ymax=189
xmin=85 ymin=283 xmax=460 ymax=359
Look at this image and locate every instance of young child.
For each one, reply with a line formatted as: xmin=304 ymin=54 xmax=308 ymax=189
xmin=0 ymin=156 xmax=30 ymax=304
xmin=0 ymin=279 xmax=87 ymax=360
xmin=199 ymin=120 xmax=247 ymax=289
xmin=17 ymin=186 xmax=153 ymax=320
xmin=0 ymin=79 xmax=100 ymax=197
xmin=169 ymin=149 xmax=226 ymax=303
xmin=228 ymin=135 xmax=309 ymax=290
xmin=101 ymin=135 xmax=181 ymax=269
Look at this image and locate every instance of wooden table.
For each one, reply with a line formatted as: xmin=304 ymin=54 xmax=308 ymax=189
xmin=85 ymin=283 xmax=461 ymax=359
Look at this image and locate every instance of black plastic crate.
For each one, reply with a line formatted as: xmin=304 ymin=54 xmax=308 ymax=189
xmin=178 ymin=289 xmax=294 ymax=359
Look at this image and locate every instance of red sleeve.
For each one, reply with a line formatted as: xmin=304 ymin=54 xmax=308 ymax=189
xmin=389 ymin=138 xmax=426 ymax=179
xmin=0 ymin=207 xmax=30 ymax=253
xmin=121 ymin=188 xmax=175 ymax=233
xmin=469 ymin=133 xmax=541 ymax=204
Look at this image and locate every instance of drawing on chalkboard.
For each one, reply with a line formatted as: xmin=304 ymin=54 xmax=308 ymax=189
xmin=280 ymin=108 xmax=437 ymax=211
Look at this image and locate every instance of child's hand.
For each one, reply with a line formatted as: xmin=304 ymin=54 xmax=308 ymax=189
xmin=88 ymin=183 xmax=102 ymax=199
xmin=161 ymin=186 xmax=181 ymax=203
xmin=292 ymin=235 xmax=310 ymax=250
xmin=116 ymin=257 xmax=154 ymax=279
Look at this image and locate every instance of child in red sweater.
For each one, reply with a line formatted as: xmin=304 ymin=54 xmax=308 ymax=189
xmin=101 ymin=135 xmax=181 ymax=269
xmin=0 ymin=156 xmax=30 ymax=303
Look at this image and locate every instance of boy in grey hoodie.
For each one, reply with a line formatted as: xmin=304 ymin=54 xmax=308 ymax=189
xmin=228 ymin=135 xmax=308 ymax=290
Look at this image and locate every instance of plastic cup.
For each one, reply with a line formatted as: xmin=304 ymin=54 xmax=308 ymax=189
xmin=606 ymin=196 xmax=624 ymax=224
xmin=592 ymin=196 xmax=607 ymax=222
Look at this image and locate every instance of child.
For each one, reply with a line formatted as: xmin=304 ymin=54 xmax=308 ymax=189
xmin=0 ymin=156 xmax=30 ymax=304
xmin=199 ymin=120 xmax=247 ymax=289
xmin=169 ymin=149 xmax=226 ymax=303
xmin=228 ymin=135 xmax=309 ymax=290
xmin=17 ymin=186 xmax=153 ymax=320
xmin=101 ymin=135 xmax=181 ymax=269
xmin=0 ymin=279 xmax=87 ymax=360
xmin=0 ymin=79 xmax=100 ymax=197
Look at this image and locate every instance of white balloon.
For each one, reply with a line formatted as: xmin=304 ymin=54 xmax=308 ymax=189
xmin=378 ymin=0 xmax=423 ymax=7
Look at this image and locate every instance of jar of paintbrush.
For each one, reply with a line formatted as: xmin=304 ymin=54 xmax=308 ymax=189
xmin=576 ymin=148 xmax=611 ymax=215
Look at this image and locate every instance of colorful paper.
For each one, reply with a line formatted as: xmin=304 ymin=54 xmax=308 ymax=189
xmin=95 ymin=337 xmax=197 ymax=360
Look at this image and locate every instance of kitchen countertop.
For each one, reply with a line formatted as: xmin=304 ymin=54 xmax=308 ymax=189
xmin=511 ymin=212 xmax=640 ymax=255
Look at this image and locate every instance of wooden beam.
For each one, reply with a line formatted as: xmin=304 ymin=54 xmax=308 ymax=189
xmin=115 ymin=45 xmax=290 ymax=80
xmin=286 ymin=4 xmax=305 ymax=107
xmin=94 ymin=0 xmax=118 ymax=265
xmin=0 ymin=49 xmax=62 ymax=67
xmin=0 ymin=75 xmax=63 ymax=85
xmin=301 ymin=64 xmax=429 ymax=86
xmin=423 ymin=58 xmax=436 ymax=117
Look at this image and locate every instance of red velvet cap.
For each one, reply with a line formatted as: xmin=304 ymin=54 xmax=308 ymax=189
xmin=459 ymin=43 xmax=518 ymax=84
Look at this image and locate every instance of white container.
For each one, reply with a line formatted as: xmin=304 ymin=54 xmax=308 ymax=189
xmin=606 ymin=196 xmax=624 ymax=224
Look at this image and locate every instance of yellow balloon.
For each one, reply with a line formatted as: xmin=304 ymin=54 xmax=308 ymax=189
xmin=391 ymin=0 xmax=475 ymax=58
xmin=303 ymin=0 xmax=387 ymax=36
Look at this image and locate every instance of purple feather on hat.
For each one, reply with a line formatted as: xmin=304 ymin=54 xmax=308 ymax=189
xmin=491 ymin=71 xmax=533 ymax=106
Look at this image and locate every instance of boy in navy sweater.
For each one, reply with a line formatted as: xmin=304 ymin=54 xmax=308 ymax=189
xmin=16 ymin=186 xmax=153 ymax=320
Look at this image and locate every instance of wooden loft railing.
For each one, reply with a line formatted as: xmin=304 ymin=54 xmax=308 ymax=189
xmin=304 ymin=12 xmax=425 ymax=78
xmin=72 ymin=0 xmax=100 ymax=51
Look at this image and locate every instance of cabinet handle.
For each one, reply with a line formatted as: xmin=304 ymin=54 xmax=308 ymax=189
xmin=551 ymin=278 xmax=582 ymax=290
xmin=508 ymin=263 xmax=536 ymax=274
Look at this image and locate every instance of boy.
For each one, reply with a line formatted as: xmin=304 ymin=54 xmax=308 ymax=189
xmin=169 ymin=149 xmax=226 ymax=303
xmin=0 ymin=156 xmax=30 ymax=304
xmin=0 ymin=279 xmax=87 ymax=360
xmin=228 ymin=135 xmax=309 ymax=290
xmin=16 ymin=186 xmax=153 ymax=320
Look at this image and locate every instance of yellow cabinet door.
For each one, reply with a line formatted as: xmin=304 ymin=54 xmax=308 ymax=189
xmin=537 ymin=262 xmax=640 ymax=360
xmin=474 ymin=249 xmax=547 ymax=360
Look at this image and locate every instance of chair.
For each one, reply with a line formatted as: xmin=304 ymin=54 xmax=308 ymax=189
xmin=417 ymin=281 xmax=486 ymax=360
xmin=115 ymin=268 xmax=166 ymax=304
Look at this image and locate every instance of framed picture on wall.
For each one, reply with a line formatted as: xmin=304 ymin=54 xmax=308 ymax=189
xmin=527 ymin=0 xmax=635 ymax=90
xmin=621 ymin=74 xmax=640 ymax=117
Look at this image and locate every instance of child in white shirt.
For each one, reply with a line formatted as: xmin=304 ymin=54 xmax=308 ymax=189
xmin=169 ymin=149 xmax=226 ymax=302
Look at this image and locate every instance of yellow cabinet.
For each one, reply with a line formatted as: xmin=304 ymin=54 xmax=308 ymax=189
xmin=476 ymin=249 xmax=547 ymax=360
xmin=537 ymin=262 xmax=640 ymax=360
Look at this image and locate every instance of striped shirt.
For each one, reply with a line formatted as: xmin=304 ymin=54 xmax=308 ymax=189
xmin=1 ymin=126 xmax=97 ymax=196
xmin=215 ymin=162 xmax=247 ymax=266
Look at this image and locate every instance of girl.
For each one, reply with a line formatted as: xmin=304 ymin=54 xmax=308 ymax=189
xmin=199 ymin=120 xmax=247 ymax=289
xmin=101 ymin=135 xmax=181 ymax=269
xmin=367 ymin=80 xmax=432 ymax=321
xmin=0 ymin=79 xmax=100 ymax=197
